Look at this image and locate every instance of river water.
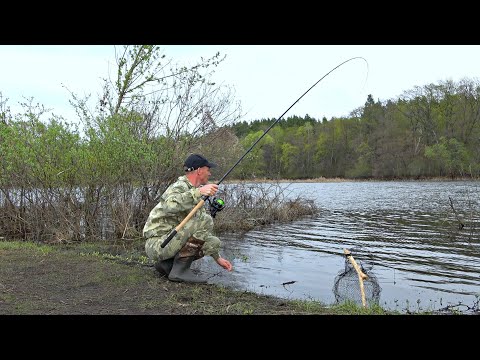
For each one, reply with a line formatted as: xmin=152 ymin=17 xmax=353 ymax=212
xmin=193 ymin=180 xmax=480 ymax=314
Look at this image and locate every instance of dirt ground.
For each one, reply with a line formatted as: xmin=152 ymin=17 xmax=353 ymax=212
xmin=0 ymin=240 xmax=352 ymax=315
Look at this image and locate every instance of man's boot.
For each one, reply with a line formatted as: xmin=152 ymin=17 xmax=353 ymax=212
xmin=154 ymin=258 xmax=174 ymax=276
xmin=168 ymin=237 xmax=207 ymax=283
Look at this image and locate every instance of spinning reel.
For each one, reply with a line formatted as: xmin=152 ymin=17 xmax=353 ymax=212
xmin=207 ymin=197 xmax=225 ymax=218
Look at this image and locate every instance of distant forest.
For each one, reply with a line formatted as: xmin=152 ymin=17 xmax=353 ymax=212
xmin=229 ymin=78 xmax=480 ymax=180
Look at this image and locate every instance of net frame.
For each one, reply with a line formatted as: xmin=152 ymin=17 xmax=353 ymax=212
xmin=333 ymin=249 xmax=381 ymax=307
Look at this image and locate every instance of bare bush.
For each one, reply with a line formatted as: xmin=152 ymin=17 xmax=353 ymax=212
xmin=213 ymin=182 xmax=319 ymax=233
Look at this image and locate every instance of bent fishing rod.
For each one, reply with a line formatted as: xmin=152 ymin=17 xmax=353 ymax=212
xmin=161 ymin=56 xmax=367 ymax=248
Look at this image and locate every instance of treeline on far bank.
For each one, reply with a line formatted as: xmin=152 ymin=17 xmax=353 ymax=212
xmin=229 ymin=78 xmax=480 ymax=180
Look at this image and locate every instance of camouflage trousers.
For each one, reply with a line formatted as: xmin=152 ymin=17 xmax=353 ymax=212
xmin=145 ymin=211 xmax=221 ymax=261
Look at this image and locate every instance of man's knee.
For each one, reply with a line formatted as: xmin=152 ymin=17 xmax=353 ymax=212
xmin=146 ymin=235 xmax=181 ymax=261
xmin=145 ymin=237 xmax=161 ymax=260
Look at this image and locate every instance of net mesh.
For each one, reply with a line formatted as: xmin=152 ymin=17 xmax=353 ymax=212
xmin=333 ymin=251 xmax=381 ymax=307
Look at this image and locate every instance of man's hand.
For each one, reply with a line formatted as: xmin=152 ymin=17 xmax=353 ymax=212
xmin=199 ymin=184 xmax=219 ymax=197
xmin=216 ymin=257 xmax=233 ymax=271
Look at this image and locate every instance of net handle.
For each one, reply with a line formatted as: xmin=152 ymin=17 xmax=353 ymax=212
xmin=344 ymin=249 xmax=368 ymax=308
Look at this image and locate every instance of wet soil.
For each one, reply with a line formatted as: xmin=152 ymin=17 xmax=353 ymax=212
xmin=0 ymin=240 xmax=345 ymax=315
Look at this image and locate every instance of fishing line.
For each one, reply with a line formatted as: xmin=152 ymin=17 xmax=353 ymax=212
xmin=217 ymin=56 xmax=369 ymax=184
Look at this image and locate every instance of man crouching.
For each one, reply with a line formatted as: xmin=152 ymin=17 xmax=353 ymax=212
xmin=143 ymin=154 xmax=233 ymax=283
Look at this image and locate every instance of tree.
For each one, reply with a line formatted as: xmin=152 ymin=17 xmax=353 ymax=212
xmin=63 ymin=45 xmax=243 ymax=239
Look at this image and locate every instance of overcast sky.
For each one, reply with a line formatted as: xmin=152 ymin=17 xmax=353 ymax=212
xmin=1 ymin=45 xmax=480 ymax=124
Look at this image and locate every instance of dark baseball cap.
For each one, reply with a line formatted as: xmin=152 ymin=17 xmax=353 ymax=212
xmin=184 ymin=154 xmax=217 ymax=171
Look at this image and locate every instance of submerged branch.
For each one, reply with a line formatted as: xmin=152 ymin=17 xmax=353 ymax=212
xmin=448 ymin=196 xmax=465 ymax=230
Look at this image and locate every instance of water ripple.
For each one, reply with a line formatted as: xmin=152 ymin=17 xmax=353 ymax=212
xmin=197 ymin=181 xmax=480 ymax=313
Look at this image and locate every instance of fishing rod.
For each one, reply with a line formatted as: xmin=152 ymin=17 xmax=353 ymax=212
xmin=161 ymin=56 xmax=367 ymax=248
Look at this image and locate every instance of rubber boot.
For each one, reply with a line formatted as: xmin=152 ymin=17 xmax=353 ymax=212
xmin=154 ymin=258 xmax=174 ymax=276
xmin=168 ymin=254 xmax=207 ymax=283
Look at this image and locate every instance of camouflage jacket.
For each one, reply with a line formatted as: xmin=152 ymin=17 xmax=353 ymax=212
xmin=143 ymin=175 xmax=204 ymax=239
